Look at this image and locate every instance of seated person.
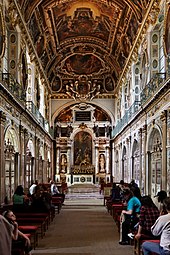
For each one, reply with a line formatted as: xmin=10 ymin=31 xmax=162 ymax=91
xmin=50 ymin=181 xmax=65 ymax=204
xmin=119 ymin=188 xmax=141 ymax=245
xmin=13 ymin=185 xmax=29 ymax=212
xmin=3 ymin=210 xmax=32 ymax=255
xmin=135 ymin=196 xmax=160 ymax=240
xmin=110 ymin=183 xmax=121 ymax=202
xmin=142 ymin=197 xmax=170 ymax=255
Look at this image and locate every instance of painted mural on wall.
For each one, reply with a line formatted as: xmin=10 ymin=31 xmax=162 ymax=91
xmin=57 ymin=8 xmax=109 ymax=42
xmin=74 ymin=131 xmax=92 ymax=166
xmin=64 ymin=54 xmax=102 ymax=75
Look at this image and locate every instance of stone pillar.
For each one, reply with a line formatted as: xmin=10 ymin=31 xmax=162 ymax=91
xmin=56 ymin=146 xmax=60 ymax=175
xmin=126 ymin=137 xmax=131 ymax=182
xmin=138 ymin=128 xmax=143 ymax=189
xmin=143 ymin=124 xmax=147 ymax=195
xmin=35 ymin=137 xmax=40 ymax=181
xmin=43 ymin=143 xmax=48 ymax=183
xmin=23 ymin=129 xmax=29 ymax=187
xmin=160 ymin=110 xmax=167 ymax=190
xmin=119 ymin=142 xmax=123 ymax=180
xmin=19 ymin=125 xmax=24 ymax=185
xmin=0 ymin=111 xmax=6 ymax=204
xmin=106 ymin=144 xmax=110 ymax=174
xmin=95 ymin=140 xmax=99 ymax=174
xmin=67 ymin=145 xmax=71 ymax=174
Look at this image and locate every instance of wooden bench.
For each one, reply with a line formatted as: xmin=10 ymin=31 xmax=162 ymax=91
xmin=18 ymin=225 xmax=39 ymax=249
xmin=52 ymin=196 xmax=63 ymax=213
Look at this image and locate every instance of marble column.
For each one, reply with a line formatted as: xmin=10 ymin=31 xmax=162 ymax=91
xmin=126 ymin=137 xmax=131 ymax=182
xmin=160 ymin=110 xmax=167 ymax=190
xmin=138 ymin=128 xmax=143 ymax=189
xmin=0 ymin=111 xmax=6 ymax=204
xmin=106 ymin=145 xmax=110 ymax=174
xmin=67 ymin=145 xmax=71 ymax=174
xmin=142 ymin=124 xmax=147 ymax=195
xmin=19 ymin=125 xmax=25 ymax=185
xmin=95 ymin=140 xmax=99 ymax=174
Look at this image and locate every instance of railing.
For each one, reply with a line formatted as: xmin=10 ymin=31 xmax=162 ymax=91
xmin=26 ymin=101 xmax=54 ymax=137
xmin=1 ymin=72 xmax=26 ymax=102
xmin=140 ymin=72 xmax=166 ymax=104
xmin=0 ymin=72 xmax=54 ymax=138
xmin=112 ymin=72 xmax=168 ymax=138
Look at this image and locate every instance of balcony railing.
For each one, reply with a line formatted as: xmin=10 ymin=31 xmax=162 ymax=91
xmin=26 ymin=101 xmax=54 ymax=137
xmin=0 ymin=73 xmax=54 ymax=138
xmin=140 ymin=72 xmax=166 ymax=104
xmin=112 ymin=72 xmax=168 ymax=138
xmin=1 ymin=72 xmax=26 ymax=102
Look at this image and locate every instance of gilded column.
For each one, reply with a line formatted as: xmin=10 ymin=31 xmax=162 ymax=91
xmin=0 ymin=111 xmax=6 ymax=204
xmin=160 ymin=110 xmax=167 ymax=190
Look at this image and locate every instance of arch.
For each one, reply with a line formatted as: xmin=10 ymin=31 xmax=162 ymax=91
xmin=122 ymin=145 xmax=128 ymax=182
xmin=4 ymin=126 xmax=19 ymax=153
xmin=114 ymin=149 xmax=119 ymax=181
xmin=147 ymin=127 xmax=162 ymax=196
xmin=51 ymin=101 xmax=115 ymax=126
xmin=26 ymin=139 xmax=35 ymax=157
xmin=131 ymin=139 xmax=140 ymax=185
xmin=4 ymin=126 xmax=19 ymax=202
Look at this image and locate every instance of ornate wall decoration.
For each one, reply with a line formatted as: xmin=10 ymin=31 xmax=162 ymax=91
xmin=164 ymin=4 xmax=170 ymax=56
xmin=0 ymin=5 xmax=5 ymax=59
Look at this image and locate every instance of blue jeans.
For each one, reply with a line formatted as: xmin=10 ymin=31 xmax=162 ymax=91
xmin=142 ymin=241 xmax=170 ymax=255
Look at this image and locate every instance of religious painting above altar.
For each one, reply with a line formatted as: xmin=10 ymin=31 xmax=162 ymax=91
xmin=74 ymin=131 xmax=92 ymax=166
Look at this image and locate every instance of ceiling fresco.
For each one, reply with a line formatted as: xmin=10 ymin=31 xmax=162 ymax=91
xmin=17 ymin=0 xmax=151 ymax=100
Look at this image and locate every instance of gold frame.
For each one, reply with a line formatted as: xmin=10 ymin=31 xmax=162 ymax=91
xmin=163 ymin=3 xmax=170 ymax=57
xmin=0 ymin=4 xmax=5 ymax=59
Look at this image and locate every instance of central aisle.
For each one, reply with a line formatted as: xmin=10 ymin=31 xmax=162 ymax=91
xmin=32 ymin=204 xmax=133 ymax=255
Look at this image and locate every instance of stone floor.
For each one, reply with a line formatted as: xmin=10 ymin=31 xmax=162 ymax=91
xmin=32 ymin=186 xmax=133 ymax=255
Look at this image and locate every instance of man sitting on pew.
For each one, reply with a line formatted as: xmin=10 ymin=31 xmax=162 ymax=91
xmin=50 ymin=181 xmax=65 ymax=204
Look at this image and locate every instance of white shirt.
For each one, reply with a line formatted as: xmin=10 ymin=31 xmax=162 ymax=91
xmin=29 ymin=184 xmax=37 ymax=195
xmin=51 ymin=184 xmax=59 ymax=195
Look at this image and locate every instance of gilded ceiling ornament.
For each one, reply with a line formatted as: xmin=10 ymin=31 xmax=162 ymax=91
xmin=8 ymin=4 xmax=18 ymax=27
xmin=65 ymin=77 xmax=101 ymax=101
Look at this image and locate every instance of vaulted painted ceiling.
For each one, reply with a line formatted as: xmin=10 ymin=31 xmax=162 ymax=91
xmin=17 ymin=0 xmax=152 ymax=99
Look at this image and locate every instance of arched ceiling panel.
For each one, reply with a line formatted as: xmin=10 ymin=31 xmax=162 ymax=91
xmin=17 ymin=0 xmax=151 ymax=99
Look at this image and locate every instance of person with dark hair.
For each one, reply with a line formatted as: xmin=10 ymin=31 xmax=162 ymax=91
xmin=142 ymin=197 xmax=170 ymax=255
xmin=135 ymin=196 xmax=160 ymax=240
xmin=111 ymin=183 xmax=121 ymax=202
xmin=119 ymin=188 xmax=141 ymax=245
xmin=153 ymin=190 xmax=167 ymax=213
xmin=3 ymin=210 xmax=32 ymax=255
xmin=13 ymin=185 xmax=29 ymax=212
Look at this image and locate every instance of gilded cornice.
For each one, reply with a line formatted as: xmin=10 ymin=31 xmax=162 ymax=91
xmin=116 ymin=0 xmax=161 ymax=91
xmin=8 ymin=0 xmax=52 ymax=94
